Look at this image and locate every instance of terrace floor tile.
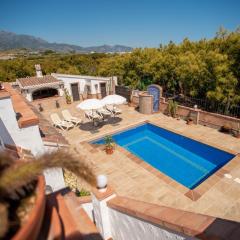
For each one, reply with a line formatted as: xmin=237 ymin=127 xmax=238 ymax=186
xmin=34 ymin=99 xmax=240 ymax=222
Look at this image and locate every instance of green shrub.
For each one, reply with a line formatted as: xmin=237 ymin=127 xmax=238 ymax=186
xmin=167 ymin=100 xmax=178 ymax=118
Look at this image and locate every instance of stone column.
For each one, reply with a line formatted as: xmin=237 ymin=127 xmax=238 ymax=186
xmin=196 ymin=109 xmax=200 ymax=125
xmin=26 ymin=91 xmax=33 ymax=102
xmin=91 ymin=186 xmax=116 ymax=240
xmin=58 ymin=88 xmax=64 ymax=97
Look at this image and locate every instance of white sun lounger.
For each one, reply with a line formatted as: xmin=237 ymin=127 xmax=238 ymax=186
xmin=97 ymin=107 xmax=112 ymax=118
xmin=106 ymin=105 xmax=122 ymax=115
xmin=85 ymin=110 xmax=103 ymax=121
xmin=62 ymin=109 xmax=82 ymax=126
xmin=50 ymin=113 xmax=74 ymax=130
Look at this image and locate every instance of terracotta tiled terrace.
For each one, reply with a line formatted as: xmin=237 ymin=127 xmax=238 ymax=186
xmin=32 ymin=97 xmax=240 ymax=222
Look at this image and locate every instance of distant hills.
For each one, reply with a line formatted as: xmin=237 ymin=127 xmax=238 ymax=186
xmin=0 ymin=31 xmax=132 ymax=53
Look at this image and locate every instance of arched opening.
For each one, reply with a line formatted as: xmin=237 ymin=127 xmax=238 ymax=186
xmin=32 ymin=88 xmax=58 ymax=100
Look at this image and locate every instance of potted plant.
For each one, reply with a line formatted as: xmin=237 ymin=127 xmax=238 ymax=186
xmin=186 ymin=117 xmax=194 ymax=125
xmin=64 ymin=88 xmax=72 ymax=104
xmin=104 ymin=136 xmax=115 ymax=155
xmin=220 ymin=124 xmax=232 ymax=134
xmin=0 ymin=149 xmax=95 ymax=240
xmin=167 ymin=100 xmax=178 ymax=118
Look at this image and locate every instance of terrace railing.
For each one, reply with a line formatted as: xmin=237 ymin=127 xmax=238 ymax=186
xmin=115 ymin=85 xmax=132 ymax=102
xmin=163 ymin=92 xmax=240 ymax=118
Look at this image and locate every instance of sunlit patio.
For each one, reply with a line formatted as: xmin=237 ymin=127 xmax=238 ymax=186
xmin=32 ymin=97 xmax=240 ymax=222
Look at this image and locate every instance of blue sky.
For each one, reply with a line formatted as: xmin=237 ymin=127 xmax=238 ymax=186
xmin=1 ymin=0 xmax=240 ymax=47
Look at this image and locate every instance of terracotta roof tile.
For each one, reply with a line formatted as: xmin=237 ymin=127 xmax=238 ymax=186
xmin=3 ymin=83 xmax=39 ymax=128
xmin=25 ymin=100 xmax=69 ymax=145
xmin=17 ymin=75 xmax=62 ymax=89
xmin=0 ymin=89 xmax=10 ymax=99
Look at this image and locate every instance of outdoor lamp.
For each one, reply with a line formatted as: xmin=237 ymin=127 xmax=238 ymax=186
xmin=97 ymin=175 xmax=108 ymax=192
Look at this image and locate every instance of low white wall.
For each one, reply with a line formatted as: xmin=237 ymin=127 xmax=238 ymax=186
xmin=44 ymin=167 xmax=65 ymax=192
xmin=108 ymin=208 xmax=195 ymax=240
xmin=82 ymin=202 xmax=94 ymax=222
xmin=0 ymin=97 xmax=44 ymax=156
xmin=43 ymin=145 xmax=66 ymax=192
xmin=92 ymin=194 xmax=116 ymax=240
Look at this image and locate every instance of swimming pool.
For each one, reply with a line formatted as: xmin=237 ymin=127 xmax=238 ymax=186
xmin=93 ymin=123 xmax=234 ymax=189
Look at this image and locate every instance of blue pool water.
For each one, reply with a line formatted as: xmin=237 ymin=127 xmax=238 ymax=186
xmin=93 ymin=123 xmax=234 ymax=189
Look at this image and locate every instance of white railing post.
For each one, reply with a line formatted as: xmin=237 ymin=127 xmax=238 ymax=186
xmin=91 ymin=176 xmax=116 ymax=240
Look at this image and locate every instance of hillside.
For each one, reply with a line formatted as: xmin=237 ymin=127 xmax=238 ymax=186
xmin=0 ymin=31 xmax=132 ymax=53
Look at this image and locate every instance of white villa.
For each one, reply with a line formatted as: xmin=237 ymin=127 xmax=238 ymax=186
xmin=16 ymin=64 xmax=117 ymax=102
xmin=1 ymin=76 xmax=240 ymax=240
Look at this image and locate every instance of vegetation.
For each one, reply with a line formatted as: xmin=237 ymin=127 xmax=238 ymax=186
xmin=0 ymin=27 xmax=240 ymax=107
xmin=75 ymin=188 xmax=91 ymax=197
xmin=104 ymin=136 xmax=115 ymax=154
xmin=63 ymin=169 xmax=91 ymax=196
xmin=167 ymin=100 xmax=178 ymax=118
xmin=64 ymin=88 xmax=72 ymax=104
xmin=0 ymin=149 xmax=95 ymax=239
xmin=104 ymin=136 xmax=115 ymax=149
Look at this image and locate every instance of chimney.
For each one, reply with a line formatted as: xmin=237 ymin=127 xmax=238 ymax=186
xmin=35 ymin=64 xmax=43 ymax=78
xmin=0 ymin=82 xmax=3 ymax=90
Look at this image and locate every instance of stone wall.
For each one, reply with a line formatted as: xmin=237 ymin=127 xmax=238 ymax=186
xmin=159 ymin=98 xmax=240 ymax=130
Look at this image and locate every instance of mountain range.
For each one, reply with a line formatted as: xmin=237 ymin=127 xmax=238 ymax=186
xmin=0 ymin=31 xmax=132 ymax=53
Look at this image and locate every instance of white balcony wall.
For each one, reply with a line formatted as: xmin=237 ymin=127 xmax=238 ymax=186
xmin=108 ymin=208 xmax=195 ymax=240
xmin=0 ymin=97 xmax=44 ymax=156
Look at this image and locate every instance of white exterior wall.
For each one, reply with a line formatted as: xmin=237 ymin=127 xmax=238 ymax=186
xmin=108 ymin=208 xmax=195 ymax=240
xmin=0 ymin=97 xmax=44 ymax=156
xmin=44 ymin=167 xmax=65 ymax=192
xmin=53 ymin=74 xmax=111 ymax=96
xmin=43 ymin=145 xmax=66 ymax=192
xmin=91 ymin=79 xmax=106 ymax=95
xmin=92 ymin=193 xmax=116 ymax=240
xmin=82 ymin=202 xmax=94 ymax=222
xmin=0 ymin=96 xmax=66 ymax=193
xmin=55 ymin=76 xmax=87 ymax=96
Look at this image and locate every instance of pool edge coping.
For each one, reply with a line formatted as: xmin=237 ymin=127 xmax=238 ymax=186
xmin=81 ymin=119 xmax=239 ymax=201
xmin=82 ymin=119 xmax=238 ymax=155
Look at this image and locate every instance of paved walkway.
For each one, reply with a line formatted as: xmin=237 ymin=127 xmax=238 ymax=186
xmin=35 ymin=98 xmax=240 ymax=222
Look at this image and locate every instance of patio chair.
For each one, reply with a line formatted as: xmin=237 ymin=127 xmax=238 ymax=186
xmin=50 ymin=113 xmax=74 ymax=130
xmin=62 ymin=109 xmax=82 ymax=126
xmin=106 ymin=105 xmax=122 ymax=115
xmin=97 ymin=107 xmax=112 ymax=118
xmin=85 ymin=110 xmax=103 ymax=122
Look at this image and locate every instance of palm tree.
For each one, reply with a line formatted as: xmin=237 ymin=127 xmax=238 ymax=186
xmin=0 ymin=148 xmax=96 ymax=239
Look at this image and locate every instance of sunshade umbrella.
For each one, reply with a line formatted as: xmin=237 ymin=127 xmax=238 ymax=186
xmin=101 ymin=94 xmax=126 ymax=105
xmin=76 ymin=99 xmax=104 ymax=110
xmin=77 ymin=99 xmax=104 ymax=125
xmin=101 ymin=94 xmax=126 ymax=118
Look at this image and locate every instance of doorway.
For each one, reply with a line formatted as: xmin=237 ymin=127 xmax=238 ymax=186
xmin=32 ymin=88 xmax=58 ymax=100
xmin=147 ymin=85 xmax=161 ymax=112
xmin=71 ymin=83 xmax=80 ymax=101
xmin=100 ymin=83 xmax=107 ymax=98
